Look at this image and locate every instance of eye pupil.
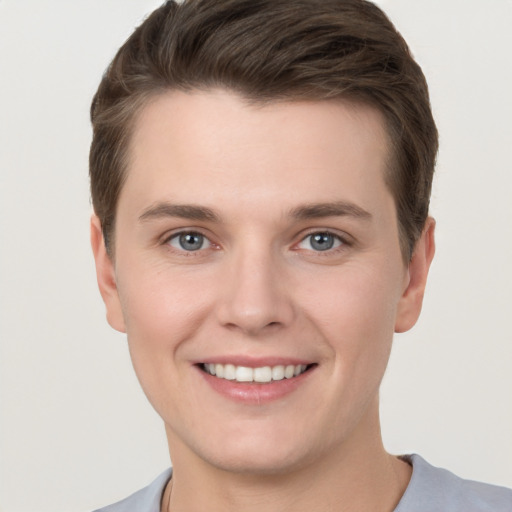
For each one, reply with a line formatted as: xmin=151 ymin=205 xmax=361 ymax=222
xmin=179 ymin=233 xmax=203 ymax=251
xmin=310 ymin=233 xmax=334 ymax=251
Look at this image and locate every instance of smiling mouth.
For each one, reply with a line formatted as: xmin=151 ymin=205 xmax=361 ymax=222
xmin=200 ymin=363 xmax=314 ymax=383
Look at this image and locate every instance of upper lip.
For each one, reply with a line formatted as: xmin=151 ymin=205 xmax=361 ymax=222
xmin=194 ymin=356 xmax=314 ymax=367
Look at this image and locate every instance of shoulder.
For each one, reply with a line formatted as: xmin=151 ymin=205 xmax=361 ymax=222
xmin=92 ymin=468 xmax=172 ymax=512
xmin=395 ymin=454 xmax=512 ymax=512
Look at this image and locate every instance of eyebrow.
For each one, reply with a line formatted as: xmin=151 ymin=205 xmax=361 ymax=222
xmin=289 ymin=201 xmax=372 ymax=221
xmin=139 ymin=202 xmax=220 ymax=222
xmin=138 ymin=200 xmax=372 ymax=224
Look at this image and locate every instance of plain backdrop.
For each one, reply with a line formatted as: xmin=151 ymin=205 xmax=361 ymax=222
xmin=1 ymin=1 xmax=511 ymax=511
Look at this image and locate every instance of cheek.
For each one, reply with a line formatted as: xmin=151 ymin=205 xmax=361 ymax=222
xmin=118 ymin=263 xmax=210 ymax=342
xmin=115 ymin=265 xmax=214 ymax=413
xmin=302 ymin=264 xmax=401 ymax=376
xmin=115 ymin=264 xmax=215 ymax=398
xmin=306 ymin=261 xmax=400 ymax=327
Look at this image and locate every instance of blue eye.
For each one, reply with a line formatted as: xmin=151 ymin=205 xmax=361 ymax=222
xmin=168 ymin=232 xmax=211 ymax=251
xmin=299 ymin=232 xmax=343 ymax=252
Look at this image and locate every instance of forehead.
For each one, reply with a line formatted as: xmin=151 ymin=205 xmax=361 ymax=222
xmin=122 ymin=89 xmax=392 ymax=217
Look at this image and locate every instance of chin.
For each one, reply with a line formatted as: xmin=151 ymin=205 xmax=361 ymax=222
xmin=204 ymin=445 xmax=314 ymax=476
xmin=183 ymin=421 xmax=325 ymax=476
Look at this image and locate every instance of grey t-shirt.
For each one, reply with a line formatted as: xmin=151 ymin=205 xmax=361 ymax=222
xmin=93 ymin=454 xmax=512 ymax=511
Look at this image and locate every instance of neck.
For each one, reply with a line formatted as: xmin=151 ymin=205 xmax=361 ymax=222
xmin=163 ymin=403 xmax=411 ymax=512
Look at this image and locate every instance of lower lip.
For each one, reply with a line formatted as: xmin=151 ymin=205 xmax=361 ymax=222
xmin=197 ymin=366 xmax=315 ymax=404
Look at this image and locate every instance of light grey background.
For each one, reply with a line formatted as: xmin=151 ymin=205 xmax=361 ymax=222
xmin=1 ymin=1 xmax=511 ymax=511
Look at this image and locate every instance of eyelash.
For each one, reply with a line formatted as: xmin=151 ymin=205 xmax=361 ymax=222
xmin=164 ymin=230 xmax=215 ymax=256
xmin=296 ymin=231 xmax=348 ymax=253
xmin=292 ymin=230 xmax=353 ymax=259
xmin=162 ymin=229 xmax=351 ymax=256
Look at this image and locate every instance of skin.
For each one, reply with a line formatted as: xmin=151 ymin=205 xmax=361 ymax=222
xmin=91 ymin=89 xmax=435 ymax=512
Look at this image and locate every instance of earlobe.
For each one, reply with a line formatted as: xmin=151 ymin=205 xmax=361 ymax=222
xmin=394 ymin=217 xmax=436 ymax=333
xmin=90 ymin=215 xmax=126 ymax=333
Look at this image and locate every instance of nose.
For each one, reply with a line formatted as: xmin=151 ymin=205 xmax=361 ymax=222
xmin=215 ymin=244 xmax=295 ymax=336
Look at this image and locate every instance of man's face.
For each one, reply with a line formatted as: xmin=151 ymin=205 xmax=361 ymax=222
xmin=93 ymin=90 xmax=431 ymax=475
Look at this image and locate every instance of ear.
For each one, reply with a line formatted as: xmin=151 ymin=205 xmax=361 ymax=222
xmin=90 ymin=215 xmax=126 ymax=333
xmin=394 ymin=217 xmax=436 ymax=333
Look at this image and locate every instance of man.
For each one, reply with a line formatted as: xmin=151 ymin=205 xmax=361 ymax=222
xmin=89 ymin=1 xmax=512 ymax=510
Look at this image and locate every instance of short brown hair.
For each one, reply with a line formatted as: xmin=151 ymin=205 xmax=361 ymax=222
xmin=90 ymin=0 xmax=438 ymax=260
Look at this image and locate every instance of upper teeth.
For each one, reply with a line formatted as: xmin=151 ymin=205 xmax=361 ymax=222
xmin=204 ymin=363 xmax=308 ymax=383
